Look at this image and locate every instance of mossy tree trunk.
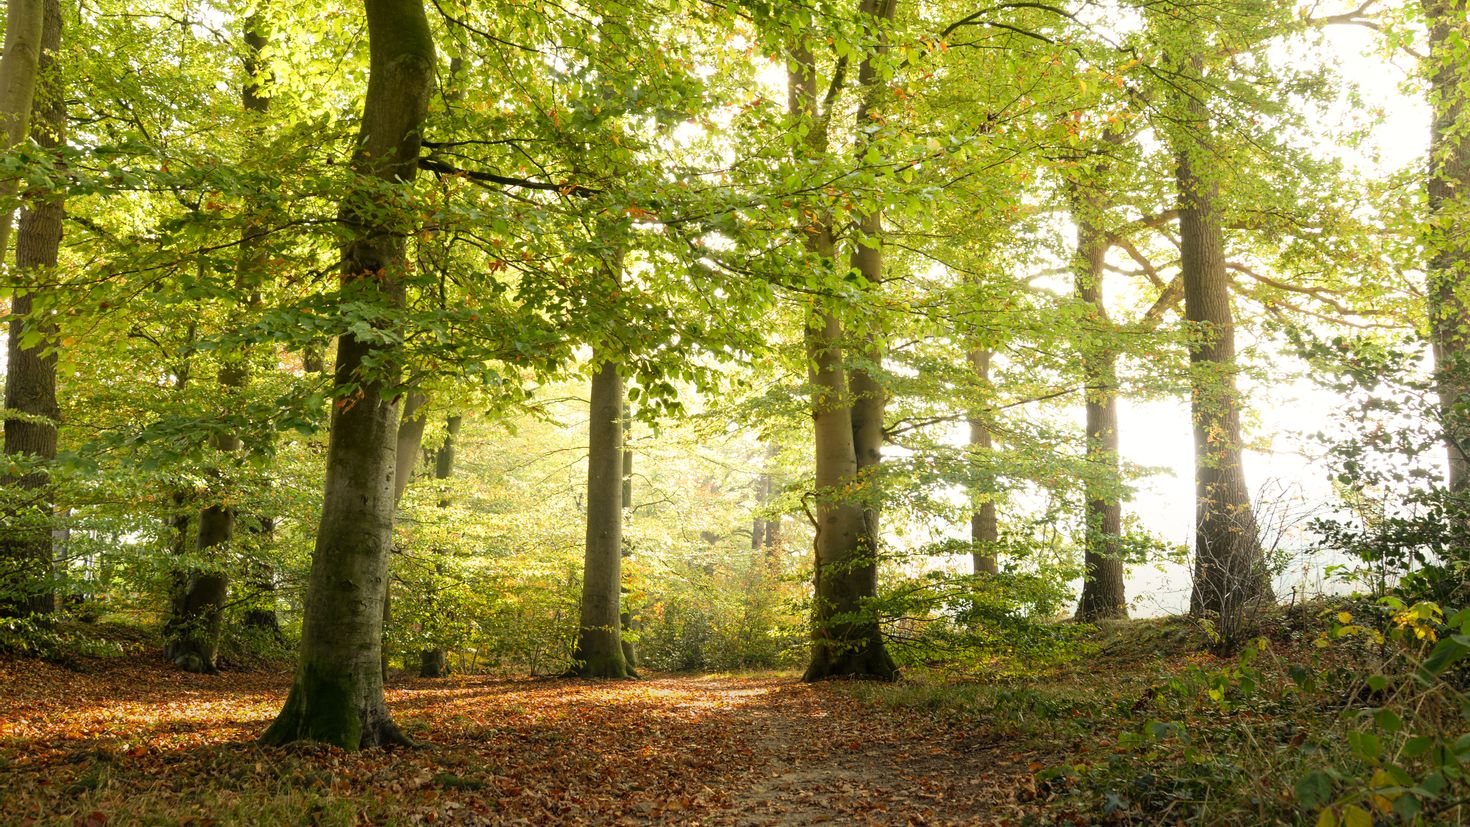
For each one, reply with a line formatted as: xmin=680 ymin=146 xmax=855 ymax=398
xmin=0 ymin=0 xmax=61 ymax=619
xmin=260 ymin=0 xmax=433 ymax=750
xmin=788 ymin=11 xmax=897 ymax=682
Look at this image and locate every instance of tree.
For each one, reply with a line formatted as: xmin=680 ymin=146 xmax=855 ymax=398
xmin=787 ymin=1 xmax=899 ymax=681
xmin=0 ymin=0 xmax=44 ymax=260
xmin=1 ymin=0 xmax=61 ymax=618
xmin=1167 ymin=82 xmax=1272 ymax=621
xmin=571 ymin=353 xmax=630 ymax=679
xmin=261 ymin=0 xmax=434 ymax=749
xmin=967 ymin=348 xmax=1000 ymax=576
xmin=1423 ymin=0 xmax=1470 ymax=490
xmin=418 ymin=414 xmax=460 ymax=679
xmin=164 ymin=17 xmax=273 ymax=672
xmin=1069 ymin=181 xmax=1127 ymax=621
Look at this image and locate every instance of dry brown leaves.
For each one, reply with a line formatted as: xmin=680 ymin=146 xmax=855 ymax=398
xmin=0 ymin=657 xmax=1046 ymax=826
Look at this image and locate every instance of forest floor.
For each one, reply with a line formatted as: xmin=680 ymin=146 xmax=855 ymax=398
xmin=0 ymin=618 xmax=1293 ymax=826
xmin=0 ymin=660 xmax=1057 ymax=825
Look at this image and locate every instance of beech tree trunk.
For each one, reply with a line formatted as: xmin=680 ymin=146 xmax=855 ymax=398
xmin=1071 ymin=198 xmax=1127 ymax=621
xmin=260 ymin=0 xmax=433 ymax=750
xmin=418 ymin=414 xmax=459 ymax=678
xmin=1174 ymin=118 xmax=1271 ymax=622
xmin=1425 ymin=0 xmax=1470 ymax=490
xmin=0 ymin=0 xmax=61 ymax=618
xmin=166 ymin=19 xmax=273 ymax=672
xmin=967 ymin=348 xmax=999 ymax=576
xmin=803 ymin=310 xmax=896 ymax=681
xmin=789 ymin=10 xmax=896 ymax=682
xmin=0 ymin=0 xmax=45 ymax=260
xmin=570 ymin=356 xmax=629 ymax=678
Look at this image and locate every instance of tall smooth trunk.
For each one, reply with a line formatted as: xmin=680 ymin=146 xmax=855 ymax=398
xmin=0 ymin=0 xmax=60 ymax=618
xmin=967 ymin=348 xmax=999 ymax=575
xmin=1425 ymin=0 xmax=1470 ymax=489
xmin=1072 ymin=199 xmax=1127 ymax=621
xmin=1175 ymin=132 xmax=1270 ymax=621
xmin=571 ymin=357 xmax=628 ymax=678
xmin=789 ymin=9 xmax=896 ymax=682
xmin=261 ymin=0 xmax=433 ymax=749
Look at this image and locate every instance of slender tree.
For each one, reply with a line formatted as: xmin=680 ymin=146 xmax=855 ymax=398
xmin=418 ymin=414 xmax=459 ymax=678
xmin=967 ymin=348 xmax=999 ymax=576
xmin=260 ymin=0 xmax=434 ymax=749
xmin=1424 ymin=0 xmax=1470 ymax=489
xmin=1070 ymin=185 xmax=1127 ymax=621
xmin=165 ymin=17 xmax=273 ymax=672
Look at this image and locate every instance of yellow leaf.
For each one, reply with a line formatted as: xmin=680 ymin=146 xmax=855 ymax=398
xmin=1316 ymin=808 xmax=1338 ymax=827
xmin=1343 ymin=804 xmax=1372 ymax=827
xmin=1338 ymin=611 xmax=1353 ymax=624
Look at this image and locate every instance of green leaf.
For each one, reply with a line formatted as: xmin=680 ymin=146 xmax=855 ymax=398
xmin=1296 ymin=771 xmax=1334 ymax=809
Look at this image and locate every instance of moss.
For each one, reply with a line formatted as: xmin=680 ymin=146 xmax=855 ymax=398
xmin=259 ymin=660 xmax=363 ymax=749
xmin=570 ymin=650 xmax=630 ymax=679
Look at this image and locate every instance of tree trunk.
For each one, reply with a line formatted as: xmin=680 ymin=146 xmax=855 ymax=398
xmin=0 ymin=0 xmax=61 ymax=619
xmin=802 ymin=311 xmax=896 ymax=681
xmin=1071 ymin=196 xmax=1128 ymax=621
xmin=967 ymin=348 xmax=999 ymax=576
xmin=241 ymin=517 xmax=281 ymax=635
xmin=1174 ymin=118 xmax=1271 ymax=622
xmin=167 ymin=18 xmax=275 ymax=672
xmin=417 ymin=415 xmax=459 ymax=678
xmin=570 ymin=357 xmax=629 ymax=678
xmin=380 ymin=391 xmax=428 ymax=679
xmin=260 ymin=0 xmax=433 ymax=750
xmin=788 ymin=10 xmax=897 ymax=682
xmin=572 ymin=358 xmax=629 ymax=678
xmin=1425 ymin=0 xmax=1470 ymax=490
xmin=0 ymin=0 xmax=45 ymax=261
xmin=618 ymin=417 xmax=639 ymax=672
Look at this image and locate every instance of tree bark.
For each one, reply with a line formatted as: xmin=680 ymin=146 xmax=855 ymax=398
xmin=0 ymin=0 xmax=45 ymax=261
xmin=618 ymin=417 xmax=639 ymax=672
xmin=167 ymin=18 xmax=273 ymax=671
xmin=417 ymin=414 xmax=459 ymax=678
xmin=570 ymin=356 xmax=629 ymax=678
xmin=1071 ymin=193 xmax=1127 ymax=621
xmin=803 ymin=310 xmax=896 ymax=681
xmin=0 ymin=0 xmax=61 ymax=618
xmin=967 ymin=348 xmax=999 ymax=576
xmin=788 ymin=10 xmax=897 ymax=682
xmin=1424 ymin=0 xmax=1470 ymax=490
xmin=1173 ymin=108 xmax=1271 ymax=622
xmin=261 ymin=0 xmax=433 ymax=750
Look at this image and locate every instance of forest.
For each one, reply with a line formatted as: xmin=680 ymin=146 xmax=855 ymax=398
xmin=1 ymin=0 xmax=1469 ymax=823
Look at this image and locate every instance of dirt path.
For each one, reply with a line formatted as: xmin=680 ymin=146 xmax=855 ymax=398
xmin=691 ymin=676 xmax=1045 ymax=826
xmin=0 ymin=658 xmax=1047 ymax=825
